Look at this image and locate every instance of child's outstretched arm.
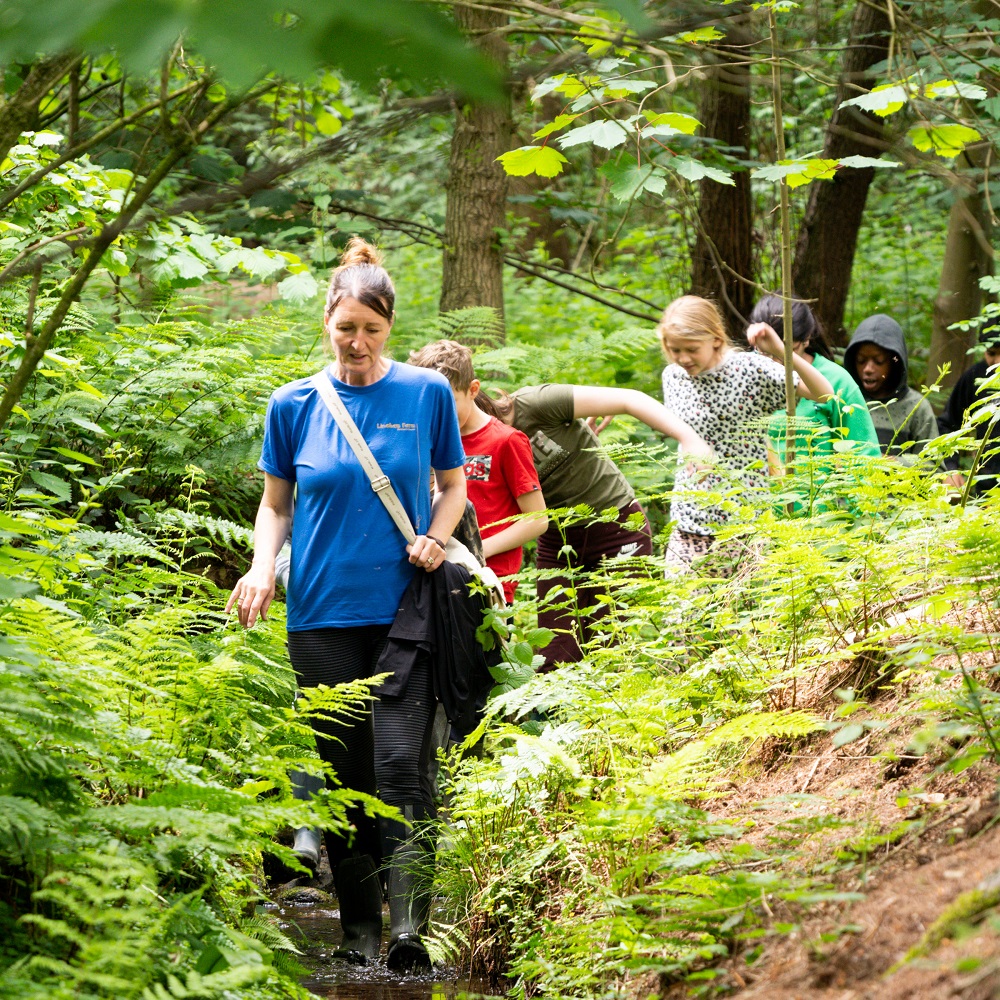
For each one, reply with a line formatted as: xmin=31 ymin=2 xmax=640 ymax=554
xmin=569 ymin=386 xmax=713 ymax=463
xmin=746 ymin=322 xmax=834 ymax=402
xmin=482 ymin=489 xmax=548 ymax=561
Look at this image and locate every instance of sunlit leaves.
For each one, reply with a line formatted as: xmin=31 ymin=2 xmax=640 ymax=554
xmin=908 ymin=123 xmax=982 ymax=158
xmin=842 ymin=77 xmax=987 ymax=121
xmin=641 ymin=111 xmax=701 ymax=135
xmin=532 ymin=74 xmax=592 ymax=101
xmin=495 ymin=145 xmax=569 ymax=178
xmin=560 ymin=119 xmax=631 ymax=150
xmin=533 ymin=115 xmax=581 ymax=140
xmin=674 ymin=25 xmax=725 ymax=44
xmin=276 ymin=270 xmax=320 ymax=304
xmin=314 ymin=111 xmax=342 ymax=136
xmin=674 ymin=157 xmax=736 ymax=186
xmin=924 ymin=79 xmax=988 ymax=101
xmin=753 ymin=155 xmax=900 ymax=188
xmin=841 ymin=84 xmax=909 ymax=117
xmin=837 ymin=155 xmax=901 ymax=169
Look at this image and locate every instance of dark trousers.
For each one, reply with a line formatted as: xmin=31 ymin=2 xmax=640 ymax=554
xmin=286 ymin=625 xmax=437 ymax=868
xmin=535 ymin=501 xmax=653 ymax=668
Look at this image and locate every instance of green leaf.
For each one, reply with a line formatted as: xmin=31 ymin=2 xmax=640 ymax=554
xmin=70 ymin=417 xmax=107 ymax=436
xmin=0 ymin=1 xmax=504 ymax=100
xmin=0 ymin=576 xmax=38 ymax=600
xmin=837 ymin=155 xmax=901 ymax=169
xmin=675 ymin=25 xmax=725 ymax=43
xmin=51 ymin=447 xmax=99 ymax=466
xmin=674 ymin=157 xmax=735 ymax=186
xmin=28 ymin=470 xmax=72 ymax=501
xmin=601 ymin=156 xmax=666 ymax=201
xmin=752 ymin=159 xmax=838 ymax=187
xmin=642 ymin=111 xmax=701 ymax=135
xmin=786 ymin=158 xmax=838 ymax=188
xmin=924 ymin=79 xmax=988 ymax=101
xmin=841 ymin=84 xmax=909 ymax=117
xmin=216 ymin=247 xmax=287 ymax=280
xmin=314 ymin=111 xmax=342 ymax=136
xmin=559 ymin=119 xmax=630 ymax=150
xmin=277 ymin=270 xmax=320 ymax=304
xmin=496 ymin=145 xmax=568 ymax=178
xmin=595 ymin=0 xmax=651 ymax=29
xmin=908 ymin=123 xmax=981 ymax=158
xmin=533 ymin=114 xmax=580 ymax=140
xmin=832 ymin=723 xmax=866 ymax=748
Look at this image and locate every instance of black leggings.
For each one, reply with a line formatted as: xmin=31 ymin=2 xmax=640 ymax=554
xmin=287 ymin=625 xmax=437 ymax=867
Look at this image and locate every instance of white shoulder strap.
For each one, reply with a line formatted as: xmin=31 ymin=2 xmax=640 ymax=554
xmin=310 ymin=370 xmax=416 ymax=544
xmin=310 ymin=370 xmax=506 ymax=609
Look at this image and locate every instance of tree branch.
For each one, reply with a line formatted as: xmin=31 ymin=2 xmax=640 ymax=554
xmin=0 ymin=84 xmax=265 ymax=433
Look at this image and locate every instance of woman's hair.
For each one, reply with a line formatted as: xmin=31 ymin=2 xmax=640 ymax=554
xmin=657 ymin=295 xmax=732 ymax=350
xmin=325 ymin=236 xmax=395 ymax=322
xmin=748 ymin=294 xmax=832 ymax=359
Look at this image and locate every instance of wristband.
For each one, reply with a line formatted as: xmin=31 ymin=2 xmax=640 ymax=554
xmin=426 ymin=534 xmax=446 ymax=550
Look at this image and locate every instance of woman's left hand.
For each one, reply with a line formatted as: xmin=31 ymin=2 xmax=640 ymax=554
xmin=746 ymin=322 xmax=784 ymax=359
xmin=407 ymin=533 xmax=446 ymax=573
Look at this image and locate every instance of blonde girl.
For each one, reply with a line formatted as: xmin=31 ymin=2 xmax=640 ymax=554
xmin=658 ymin=295 xmax=834 ymax=571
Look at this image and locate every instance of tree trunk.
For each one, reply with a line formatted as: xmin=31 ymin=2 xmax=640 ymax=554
xmin=0 ymin=54 xmax=81 ymax=164
xmin=688 ymin=22 xmax=755 ymax=341
xmin=440 ymin=3 xmax=512 ymax=332
xmin=926 ymin=144 xmax=994 ymax=391
xmin=791 ymin=0 xmax=892 ymax=346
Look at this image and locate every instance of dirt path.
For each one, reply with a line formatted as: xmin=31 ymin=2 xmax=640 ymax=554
xmin=702 ymin=731 xmax=1000 ymax=999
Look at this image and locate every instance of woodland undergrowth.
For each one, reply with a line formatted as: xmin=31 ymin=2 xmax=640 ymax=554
xmin=3 ymin=302 xmax=1000 ymax=999
xmin=431 ymin=441 xmax=1000 ymax=999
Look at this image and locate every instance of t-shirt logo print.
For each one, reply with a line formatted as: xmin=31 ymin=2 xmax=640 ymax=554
xmin=465 ymin=454 xmax=493 ymax=481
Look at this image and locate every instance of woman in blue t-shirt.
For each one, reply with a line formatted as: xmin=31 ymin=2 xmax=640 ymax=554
xmin=227 ymin=239 xmax=466 ymax=971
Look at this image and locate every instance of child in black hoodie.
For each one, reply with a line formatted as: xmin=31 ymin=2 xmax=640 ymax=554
xmin=844 ymin=314 xmax=939 ymax=464
xmin=938 ymin=328 xmax=1000 ymax=494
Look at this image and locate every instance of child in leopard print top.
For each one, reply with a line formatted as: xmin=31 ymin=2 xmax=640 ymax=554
xmin=658 ymin=295 xmax=834 ymax=572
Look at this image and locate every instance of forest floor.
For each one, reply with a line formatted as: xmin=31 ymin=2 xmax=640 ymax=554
xmin=665 ymin=625 xmax=1000 ymax=1000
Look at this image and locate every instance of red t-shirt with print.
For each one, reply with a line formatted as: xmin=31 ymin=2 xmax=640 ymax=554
xmin=462 ymin=416 xmax=541 ymax=602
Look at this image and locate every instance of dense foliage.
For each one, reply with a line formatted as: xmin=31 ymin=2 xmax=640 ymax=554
xmin=5 ymin=1 xmax=1000 ymax=997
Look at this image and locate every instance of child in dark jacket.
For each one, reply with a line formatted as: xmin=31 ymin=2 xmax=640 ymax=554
xmin=844 ymin=314 xmax=938 ymax=464
xmin=938 ymin=330 xmax=1000 ymax=495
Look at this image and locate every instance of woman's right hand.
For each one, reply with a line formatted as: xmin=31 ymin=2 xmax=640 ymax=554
xmin=226 ymin=564 xmax=276 ymax=628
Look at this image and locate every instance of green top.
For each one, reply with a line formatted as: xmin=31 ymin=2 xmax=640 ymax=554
xmin=511 ymin=384 xmax=635 ymax=514
xmin=768 ymin=353 xmax=881 ymax=465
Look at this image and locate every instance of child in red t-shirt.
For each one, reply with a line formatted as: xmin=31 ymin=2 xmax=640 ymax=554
xmin=409 ymin=340 xmax=547 ymax=602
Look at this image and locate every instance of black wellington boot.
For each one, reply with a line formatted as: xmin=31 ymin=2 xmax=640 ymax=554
xmin=382 ymin=809 xmax=434 ymax=972
xmin=290 ymin=769 xmax=326 ymax=875
xmin=332 ymin=854 xmax=384 ymax=964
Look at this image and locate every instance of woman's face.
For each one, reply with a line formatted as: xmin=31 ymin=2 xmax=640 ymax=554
xmin=662 ymin=332 xmax=724 ymax=377
xmin=854 ymin=343 xmax=893 ymax=397
xmin=326 ymin=297 xmax=393 ymax=385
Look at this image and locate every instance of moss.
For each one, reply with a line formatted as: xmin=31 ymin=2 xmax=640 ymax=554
xmin=893 ymin=886 xmax=1000 ymax=969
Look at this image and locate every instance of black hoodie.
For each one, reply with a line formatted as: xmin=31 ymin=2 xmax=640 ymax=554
xmin=844 ymin=315 xmax=939 ymax=461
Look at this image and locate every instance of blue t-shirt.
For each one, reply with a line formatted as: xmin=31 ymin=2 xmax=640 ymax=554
xmin=258 ymin=361 xmax=465 ymax=630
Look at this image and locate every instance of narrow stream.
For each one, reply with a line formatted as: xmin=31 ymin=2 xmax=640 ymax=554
xmin=270 ymin=899 xmax=498 ymax=1000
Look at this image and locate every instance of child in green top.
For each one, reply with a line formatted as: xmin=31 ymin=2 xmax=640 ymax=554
xmin=753 ymin=296 xmax=880 ymax=480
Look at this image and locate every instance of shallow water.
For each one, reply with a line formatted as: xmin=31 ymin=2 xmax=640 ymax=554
xmin=272 ymin=902 xmax=498 ymax=1000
